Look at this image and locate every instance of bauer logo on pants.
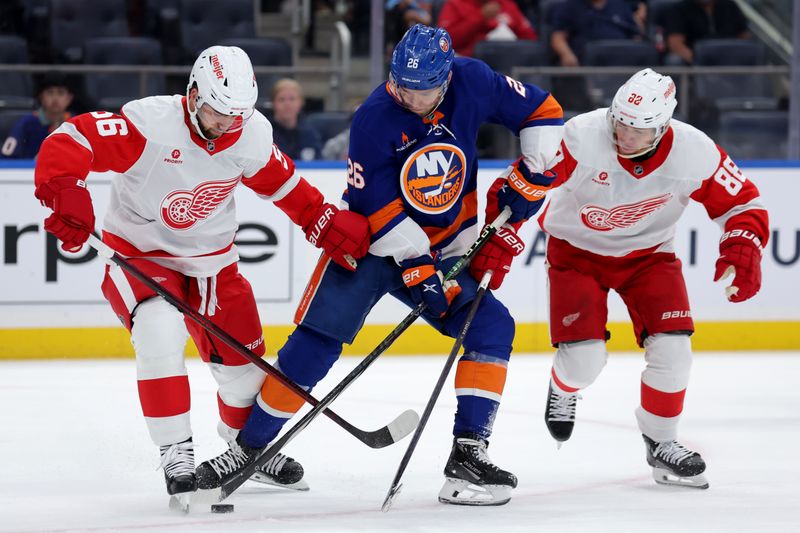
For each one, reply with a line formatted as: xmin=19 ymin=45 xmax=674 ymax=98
xmin=400 ymin=143 xmax=466 ymax=214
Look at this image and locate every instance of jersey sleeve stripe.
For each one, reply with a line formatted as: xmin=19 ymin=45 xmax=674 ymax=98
xmin=520 ymin=94 xmax=564 ymax=127
xmin=367 ymin=198 xmax=405 ymax=235
xmin=52 ymin=121 xmax=93 ymax=154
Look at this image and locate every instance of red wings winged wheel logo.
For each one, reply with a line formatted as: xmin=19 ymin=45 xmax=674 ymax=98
xmin=580 ymin=193 xmax=672 ymax=232
xmin=160 ymin=177 xmax=240 ymax=230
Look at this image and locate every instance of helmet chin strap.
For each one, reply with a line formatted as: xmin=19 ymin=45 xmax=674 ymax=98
xmin=186 ymin=89 xmax=217 ymax=141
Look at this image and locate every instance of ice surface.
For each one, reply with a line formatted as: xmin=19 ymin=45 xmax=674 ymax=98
xmin=2 ymin=353 xmax=798 ymax=532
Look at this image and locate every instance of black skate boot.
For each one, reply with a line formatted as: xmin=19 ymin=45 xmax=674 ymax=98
xmin=158 ymin=437 xmax=197 ymax=512
xmin=250 ymin=452 xmax=308 ymax=491
xmin=438 ymin=434 xmax=518 ymax=506
xmin=196 ymin=435 xmax=262 ymax=491
xmin=643 ymin=434 xmax=709 ymax=489
xmin=544 ymin=381 xmax=581 ymax=447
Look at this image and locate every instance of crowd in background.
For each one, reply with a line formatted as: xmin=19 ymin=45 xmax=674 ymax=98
xmin=0 ymin=0 xmax=777 ymax=160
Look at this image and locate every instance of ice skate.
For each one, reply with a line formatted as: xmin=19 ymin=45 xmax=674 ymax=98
xmin=159 ymin=438 xmax=197 ymax=513
xmin=643 ymin=435 xmax=709 ymax=489
xmin=249 ymin=452 xmax=308 ymax=491
xmin=196 ymin=436 xmax=262 ymax=491
xmin=544 ymin=381 xmax=581 ymax=448
xmin=438 ymin=434 xmax=517 ymax=506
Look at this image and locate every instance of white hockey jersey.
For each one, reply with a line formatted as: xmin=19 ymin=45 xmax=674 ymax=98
xmin=35 ymin=95 xmax=324 ymax=277
xmin=539 ymin=109 xmax=769 ymax=257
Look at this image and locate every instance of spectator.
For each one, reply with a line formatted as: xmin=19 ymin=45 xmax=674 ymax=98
xmin=270 ymin=78 xmax=323 ymax=161
xmin=663 ymin=0 xmax=749 ymax=65
xmin=438 ymin=0 xmax=537 ymax=57
xmin=386 ymin=0 xmax=432 ymax=52
xmin=1 ymin=73 xmax=73 ymax=159
xmin=550 ymin=0 xmax=641 ymax=67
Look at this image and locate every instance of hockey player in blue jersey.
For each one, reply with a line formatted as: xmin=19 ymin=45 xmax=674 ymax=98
xmin=196 ymin=24 xmax=564 ymax=505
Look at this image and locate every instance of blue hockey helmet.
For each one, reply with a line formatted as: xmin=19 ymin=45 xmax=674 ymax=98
xmin=390 ymin=24 xmax=454 ymax=91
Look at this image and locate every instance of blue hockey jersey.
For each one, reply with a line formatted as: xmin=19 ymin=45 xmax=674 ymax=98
xmin=345 ymin=57 xmax=563 ymax=263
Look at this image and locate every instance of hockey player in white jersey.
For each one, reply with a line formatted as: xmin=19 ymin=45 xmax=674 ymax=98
xmin=533 ymin=69 xmax=769 ymax=489
xmin=33 ymin=46 xmax=370 ymax=506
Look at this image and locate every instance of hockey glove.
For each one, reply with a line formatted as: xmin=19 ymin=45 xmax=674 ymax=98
xmin=304 ymin=203 xmax=370 ymax=272
xmin=34 ymin=176 xmax=95 ymax=252
xmin=470 ymin=225 xmax=525 ymax=290
xmin=495 ymin=158 xmax=556 ymax=224
xmin=400 ymin=254 xmax=461 ymax=317
xmin=713 ymin=228 xmax=763 ymax=303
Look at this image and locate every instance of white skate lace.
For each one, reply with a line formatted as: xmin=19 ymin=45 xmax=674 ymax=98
xmin=259 ymin=453 xmax=289 ymax=477
xmin=158 ymin=440 xmax=195 ymax=478
xmin=547 ymin=389 xmax=581 ymax=422
xmin=654 ymin=440 xmax=694 ymax=465
xmin=207 ymin=442 xmax=249 ymax=478
xmin=457 ymin=438 xmax=496 ymax=470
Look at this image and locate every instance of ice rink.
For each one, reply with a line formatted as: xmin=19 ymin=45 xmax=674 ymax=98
xmin=2 ymin=352 xmax=799 ymax=533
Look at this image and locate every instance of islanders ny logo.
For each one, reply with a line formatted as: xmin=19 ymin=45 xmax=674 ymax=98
xmin=400 ymin=143 xmax=466 ymax=214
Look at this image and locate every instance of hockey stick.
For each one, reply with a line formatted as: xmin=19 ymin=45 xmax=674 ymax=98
xmin=86 ymin=234 xmax=415 ymax=449
xmin=203 ymin=207 xmax=513 ymax=503
xmin=381 ymin=269 xmax=493 ymax=512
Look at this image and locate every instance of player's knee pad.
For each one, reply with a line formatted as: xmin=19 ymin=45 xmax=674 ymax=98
xmin=130 ymin=298 xmax=189 ymax=379
xmin=276 ymin=326 xmax=343 ymax=389
xmin=552 ymin=339 xmax=607 ymax=390
xmin=642 ymin=333 xmax=692 ymax=393
xmin=461 ymin=295 xmax=514 ymax=361
xmin=210 ymin=362 xmax=265 ymax=408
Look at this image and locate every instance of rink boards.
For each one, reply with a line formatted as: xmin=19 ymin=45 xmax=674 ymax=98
xmin=0 ymin=160 xmax=797 ymax=358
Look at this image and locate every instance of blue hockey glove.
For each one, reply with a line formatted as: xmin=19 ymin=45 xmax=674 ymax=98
xmin=400 ymin=254 xmax=461 ymax=317
xmin=496 ymin=158 xmax=556 ymax=223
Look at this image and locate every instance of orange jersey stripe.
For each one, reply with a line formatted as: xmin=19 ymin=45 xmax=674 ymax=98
xmin=367 ymin=198 xmax=405 ymax=235
xmin=260 ymin=374 xmax=305 ymax=414
xmin=523 ymin=94 xmax=563 ymax=123
xmin=454 ymin=360 xmax=508 ymax=396
xmin=422 ymin=190 xmax=478 ymax=247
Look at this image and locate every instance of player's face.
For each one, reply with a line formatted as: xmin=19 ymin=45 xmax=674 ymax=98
xmin=394 ymin=84 xmax=444 ymax=116
xmin=196 ymin=103 xmax=238 ymax=139
xmin=613 ymin=122 xmax=657 ymax=156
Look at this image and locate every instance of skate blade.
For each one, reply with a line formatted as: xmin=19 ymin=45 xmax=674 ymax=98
xmin=437 ymin=478 xmax=512 ymax=506
xmin=191 ymin=487 xmax=223 ymax=505
xmin=652 ymin=467 xmax=709 ymax=490
xmin=249 ymin=471 xmax=310 ymax=491
xmin=169 ymin=493 xmax=192 ymax=513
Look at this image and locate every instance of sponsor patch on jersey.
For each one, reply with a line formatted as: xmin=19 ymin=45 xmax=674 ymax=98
xmin=160 ymin=176 xmax=240 ymax=230
xmin=580 ymin=193 xmax=672 ymax=232
xmin=400 ymin=143 xmax=466 ymax=214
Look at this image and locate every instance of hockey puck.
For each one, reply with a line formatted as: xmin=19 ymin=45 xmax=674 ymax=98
xmin=211 ymin=504 xmax=234 ymax=513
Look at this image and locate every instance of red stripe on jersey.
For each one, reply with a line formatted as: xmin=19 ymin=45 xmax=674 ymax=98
xmin=217 ymin=393 xmax=253 ymax=430
xmin=101 ymin=230 xmax=235 ymax=258
xmin=241 ymin=144 xmax=296 ymax=196
xmin=551 ymin=367 xmax=580 ymax=393
xmin=273 ymin=177 xmax=324 ymax=229
xmin=137 ymin=375 xmax=191 ymax=418
xmin=641 ymin=381 xmax=685 ymax=418
xmin=423 ymin=189 xmax=478 ymax=246
xmin=35 ymin=111 xmax=146 ymax=187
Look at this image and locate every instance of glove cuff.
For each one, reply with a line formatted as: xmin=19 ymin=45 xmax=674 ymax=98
xmin=719 ymin=228 xmax=763 ymax=254
xmin=34 ymin=177 xmax=86 ymax=209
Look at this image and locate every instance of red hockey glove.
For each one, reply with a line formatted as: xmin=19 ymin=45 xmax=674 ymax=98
xmin=304 ymin=203 xmax=370 ymax=271
xmin=400 ymin=254 xmax=461 ymax=317
xmin=470 ymin=225 xmax=525 ymax=290
xmin=495 ymin=158 xmax=556 ymax=224
xmin=34 ymin=177 xmax=95 ymax=252
xmin=713 ymin=228 xmax=763 ymax=303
